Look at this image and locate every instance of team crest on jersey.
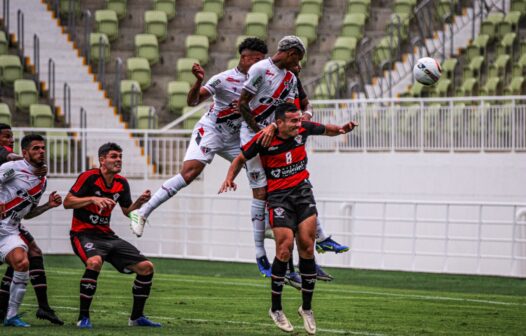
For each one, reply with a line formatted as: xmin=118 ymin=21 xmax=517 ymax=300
xmin=294 ymin=135 xmax=303 ymax=144
xmin=250 ymin=171 xmax=260 ymax=181
xmin=274 ymin=207 xmax=285 ymax=218
xmin=284 ymin=79 xmax=293 ymax=90
xmin=200 ymin=146 xmax=211 ymax=154
xmin=113 ymin=193 xmax=120 ymax=201
xmin=270 ymin=169 xmax=281 ymax=178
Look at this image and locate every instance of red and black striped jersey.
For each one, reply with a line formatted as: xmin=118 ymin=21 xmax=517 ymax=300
xmin=69 ymin=169 xmax=132 ymax=234
xmin=242 ymin=121 xmax=325 ymax=193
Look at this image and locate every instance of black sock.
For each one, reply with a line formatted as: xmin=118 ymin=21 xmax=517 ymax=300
xmin=0 ymin=267 xmax=14 ymax=315
xmin=79 ymin=269 xmax=99 ymax=320
xmin=131 ymin=273 xmax=153 ymax=320
xmin=288 ymin=258 xmax=295 ymax=273
xmin=29 ymin=256 xmax=50 ymax=310
xmin=271 ymin=258 xmax=288 ymax=312
xmin=299 ymin=258 xmax=317 ymax=310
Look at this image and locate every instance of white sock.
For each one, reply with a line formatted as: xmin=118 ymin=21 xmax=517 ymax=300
xmin=140 ymin=174 xmax=187 ymax=218
xmin=315 ymin=217 xmax=330 ymax=242
xmin=6 ymin=271 xmax=28 ymax=320
xmin=251 ymin=199 xmax=267 ymax=258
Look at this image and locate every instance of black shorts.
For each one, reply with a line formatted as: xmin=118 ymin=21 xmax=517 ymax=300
xmin=19 ymin=226 xmax=35 ymax=245
xmin=70 ymin=231 xmax=148 ymax=274
xmin=267 ymin=180 xmax=318 ymax=232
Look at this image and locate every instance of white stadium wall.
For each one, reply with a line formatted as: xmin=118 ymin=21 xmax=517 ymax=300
xmin=41 ymin=151 xmax=526 ymax=278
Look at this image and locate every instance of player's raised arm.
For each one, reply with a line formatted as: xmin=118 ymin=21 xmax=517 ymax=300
xmin=239 ymin=88 xmax=260 ymax=133
xmin=218 ymin=153 xmax=248 ymax=194
xmin=323 ymin=121 xmax=359 ymax=136
xmin=24 ymin=191 xmax=62 ymax=219
xmin=187 ymin=63 xmax=212 ymax=106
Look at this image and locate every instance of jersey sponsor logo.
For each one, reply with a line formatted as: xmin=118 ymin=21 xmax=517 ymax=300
xmin=252 ymin=75 xmax=263 ymax=88
xmin=209 ymin=78 xmax=221 ymax=88
xmin=226 ymin=76 xmax=240 ymax=83
xmin=265 ymin=70 xmax=275 ymax=77
xmin=95 ymin=191 xmax=101 ymax=196
xmin=89 ymin=214 xmax=99 ymax=224
xmin=2 ymin=168 xmax=14 ymax=180
xmin=268 ymin=146 xmax=279 ymax=151
xmin=273 ymin=207 xmax=285 ymax=218
xmin=267 ymin=159 xmax=307 ymax=179
xmin=84 ymin=242 xmax=94 ymax=251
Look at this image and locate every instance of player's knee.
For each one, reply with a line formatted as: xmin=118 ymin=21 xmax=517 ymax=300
xmin=86 ymin=257 xmax=103 ymax=271
xmin=252 ymin=187 xmax=267 ymax=200
xmin=28 ymin=242 xmax=42 ymax=257
xmin=136 ymin=260 xmax=154 ymax=275
xmin=276 ymin=245 xmax=292 ymax=261
xmin=302 ymin=245 xmax=315 ymax=258
xmin=14 ymin=257 xmax=29 ymax=272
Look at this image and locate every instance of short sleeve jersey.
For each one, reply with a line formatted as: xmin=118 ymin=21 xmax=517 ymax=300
xmin=242 ymin=121 xmax=325 ymax=193
xmin=0 ymin=160 xmax=47 ymax=235
xmin=243 ymin=58 xmax=298 ymax=128
xmin=202 ymin=67 xmax=247 ymax=138
xmin=69 ymin=169 xmax=132 ymax=234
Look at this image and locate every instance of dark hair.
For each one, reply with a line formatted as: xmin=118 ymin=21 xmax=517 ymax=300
xmin=0 ymin=123 xmax=11 ymax=132
xmin=98 ymin=142 xmax=122 ymax=157
xmin=239 ymin=37 xmax=268 ymax=55
xmin=275 ymin=102 xmax=299 ymax=121
xmin=21 ymin=134 xmax=45 ymax=150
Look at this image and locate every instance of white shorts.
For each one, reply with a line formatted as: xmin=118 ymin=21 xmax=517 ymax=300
xmin=0 ymin=233 xmax=28 ymax=263
xmin=184 ymin=122 xmax=241 ymax=164
xmin=240 ymin=125 xmax=267 ymax=189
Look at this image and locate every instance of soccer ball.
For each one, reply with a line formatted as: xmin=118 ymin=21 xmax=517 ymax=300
xmin=413 ymin=57 xmax=442 ymax=86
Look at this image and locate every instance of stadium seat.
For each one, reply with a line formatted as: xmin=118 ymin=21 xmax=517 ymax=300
xmin=393 ymin=0 xmax=413 ymax=16
xmin=135 ymin=34 xmax=159 ymax=65
xmin=168 ymin=81 xmax=190 ymax=113
xmin=127 ymin=57 xmax=151 ymax=90
xmin=153 ymin=0 xmax=176 ymax=21
xmin=134 ymin=106 xmax=158 ymax=129
xmin=0 ymin=55 xmax=23 ymax=85
xmin=488 ymin=54 xmax=511 ymax=80
xmin=503 ymin=76 xmax=525 ymax=95
xmin=177 ymin=58 xmax=199 ymax=85
xmin=95 ymin=10 xmax=119 ymax=41
xmin=59 ymin=0 xmax=81 ymax=18
xmin=341 ymin=13 xmax=366 ymax=40
xmin=203 ymin=0 xmax=224 ymax=19
xmin=480 ymin=12 xmax=504 ymax=42
xmin=347 ymin=0 xmax=370 ymax=19
xmin=106 ymin=0 xmax=127 ymax=20
xmin=456 ymin=78 xmax=478 ymax=96
xmin=195 ymin=12 xmax=219 ymax=43
xmin=462 ymin=56 xmax=484 ymax=81
xmin=465 ymin=34 xmax=489 ymax=61
xmin=511 ymin=0 xmax=526 ymax=13
xmin=245 ymin=13 xmax=269 ymax=40
xmin=512 ymin=54 xmax=526 ymax=77
xmin=46 ymin=131 xmax=69 ymax=161
xmin=331 ymin=37 xmax=357 ymax=63
xmin=496 ymin=11 xmax=521 ymax=38
xmin=480 ymin=77 xmax=502 ymax=96
xmin=441 ymin=58 xmax=458 ymax=81
xmin=120 ymin=80 xmax=143 ymax=111
xmin=496 ymin=32 xmax=517 ymax=57
xmin=145 ymin=10 xmax=168 ymax=42
xmin=300 ymin=0 xmax=323 ymax=15
xmin=295 ymin=14 xmax=319 ymax=43
xmin=313 ymin=82 xmax=331 ymax=100
xmin=0 ymin=31 xmax=8 ymax=56
xmin=252 ymin=0 xmax=274 ymax=19
xmin=89 ymin=33 xmax=110 ymax=64
xmin=186 ymin=35 xmax=210 ymax=66
xmin=29 ymin=104 xmax=54 ymax=128
xmin=0 ymin=103 xmax=11 ymax=125
xmin=227 ymin=58 xmax=239 ymax=69
xmin=14 ymin=79 xmax=38 ymax=111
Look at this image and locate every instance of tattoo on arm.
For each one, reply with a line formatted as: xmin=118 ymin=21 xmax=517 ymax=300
xmin=24 ymin=203 xmax=51 ymax=219
xmin=187 ymin=80 xmax=204 ymax=106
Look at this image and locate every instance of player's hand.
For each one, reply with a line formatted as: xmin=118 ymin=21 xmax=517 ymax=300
xmin=218 ymin=179 xmax=237 ymax=194
xmin=302 ymin=113 xmax=312 ymax=121
xmin=258 ymin=123 xmax=276 ymax=147
xmin=340 ymin=121 xmax=359 ymax=134
xmin=34 ymin=164 xmax=48 ymax=177
xmin=192 ymin=63 xmax=205 ymax=81
xmin=48 ymin=191 xmax=63 ymax=208
xmin=137 ymin=190 xmax=151 ymax=205
xmin=91 ymin=197 xmax=116 ymax=213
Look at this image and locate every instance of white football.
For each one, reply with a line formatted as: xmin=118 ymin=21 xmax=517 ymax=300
xmin=413 ymin=57 xmax=442 ymax=86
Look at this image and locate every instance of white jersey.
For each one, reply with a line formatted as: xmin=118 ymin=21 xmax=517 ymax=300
xmin=243 ymin=58 xmax=298 ymax=128
xmin=201 ymin=67 xmax=247 ymax=140
xmin=0 ymin=160 xmax=46 ymax=235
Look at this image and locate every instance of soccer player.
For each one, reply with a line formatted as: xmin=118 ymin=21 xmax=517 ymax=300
xmin=239 ymin=36 xmax=348 ymax=278
xmin=63 ymin=143 xmax=160 ymax=329
xmin=0 ymin=124 xmax=63 ymax=325
xmin=128 ymin=38 xmax=277 ymax=275
xmin=220 ymin=102 xmax=358 ymax=334
xmin=0 ymin=134 xmax=63 ymax=327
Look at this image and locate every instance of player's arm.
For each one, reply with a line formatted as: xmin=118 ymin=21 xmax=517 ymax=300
xmin=239 ymin=88 xmax=260 ymax=133
xmin=323 ymin=121 xmax=359 ymax=136
xmin=218 ymin=153 xmax=248 ymax=193
xmin=6 ymin=152 xmax=23 ymax=161
xmin=187 ymin=63 xmax=212 ymax=106
xmin=63 ymin=193 xmax=116 ymax=210
xmin=120 ymin=190 xmax=151 ymax=217
xmin=24 ymin=191 xmax=62 ymax=219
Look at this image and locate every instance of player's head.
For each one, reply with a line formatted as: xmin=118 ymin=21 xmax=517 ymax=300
xmin=238 ymin=37 xmax=268 ymax=72
xmin=98 ymin=142 xmax=123 ymax=174
xmin=277 ymin=36 xmax=305 ymax=71
xmin=275 ymin=102 xmax=301 ymax=138
xmin=21 ymin=134 xmax=46 ymax=167
xmin=0 ymin=123 xmax=14 ymax=148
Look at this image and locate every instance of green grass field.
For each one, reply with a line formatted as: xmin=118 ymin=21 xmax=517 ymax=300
xmin=2 ymin=255 xmax=525 ymax=335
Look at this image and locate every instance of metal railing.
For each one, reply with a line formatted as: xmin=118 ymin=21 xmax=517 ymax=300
xmin=1 ymin=0 xmax=9 ymax=34
xmin=16 ymin=9 xmax=23 ymax=58
xmin=63 ymin=82 xmax=71 ymax=125
xmin=33 ymin=34 xmax=39 ymax=89
xmin=30 ymin=193 xmax=526 ymax=277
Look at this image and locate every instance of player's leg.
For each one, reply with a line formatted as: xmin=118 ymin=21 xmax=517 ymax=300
xmin=284 ymin=244 xmax=301 ymax=290
xmin=0 ymin=266 xmax=13 ymax=322
xmin=3 ymin=241 xmax=30 ymax=327
xmin=21 ymin=229 xmax=64 ymax=325
xmin=296 ymin=214 xmax=318 ymax=335
xmin=70 ymin=233 xmax=106 ymax=329
xmin=106 ymin=237 xmax=160 ymax=327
